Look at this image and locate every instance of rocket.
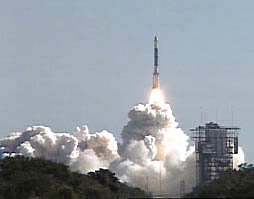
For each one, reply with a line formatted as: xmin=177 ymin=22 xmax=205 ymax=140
xmin=153 ymin=36 xmax=159 ymax=89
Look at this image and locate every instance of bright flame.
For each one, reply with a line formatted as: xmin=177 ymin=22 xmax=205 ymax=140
xmin=149 ymin=88 xmax=165 ymax=106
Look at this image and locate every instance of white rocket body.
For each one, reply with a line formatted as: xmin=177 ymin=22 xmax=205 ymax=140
xmin=153 ymin=36 xmax=159 ymax=89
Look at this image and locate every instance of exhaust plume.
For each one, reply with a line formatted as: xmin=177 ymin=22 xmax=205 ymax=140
xmin=0 ymin=98 xmax=245 ymax=196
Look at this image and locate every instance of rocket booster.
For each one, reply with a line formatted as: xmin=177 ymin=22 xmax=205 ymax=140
xmin=153 ymin=36 xmax=159 ymax=89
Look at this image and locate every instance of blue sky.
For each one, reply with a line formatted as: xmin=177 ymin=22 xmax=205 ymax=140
xmin=1 ymin=0 xmax=254 ymax=162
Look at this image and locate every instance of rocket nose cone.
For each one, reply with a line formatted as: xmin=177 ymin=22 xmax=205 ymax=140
xmin=154 ymin=36 xmax=158 ymax=41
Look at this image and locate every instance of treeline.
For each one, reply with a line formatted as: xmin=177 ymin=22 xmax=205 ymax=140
xmin=0 ymin=156 xmax=149 ymax=199
xmin=186 ymin=163 xmax=254 ymax=198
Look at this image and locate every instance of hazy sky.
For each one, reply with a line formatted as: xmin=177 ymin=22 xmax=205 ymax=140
xmin=1 ymin=1 xmax=254 ymax=162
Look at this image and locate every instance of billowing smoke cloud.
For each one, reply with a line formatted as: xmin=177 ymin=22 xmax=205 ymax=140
xmin=0 ymin=103 xmax=244 ymax=196
xmin=0 ymin=125 xmax=118 ymax=172
xmin=112 ymin=103 xmax=196 ymax=195
xmin=0 ymin=126 xmax=79 ymax=164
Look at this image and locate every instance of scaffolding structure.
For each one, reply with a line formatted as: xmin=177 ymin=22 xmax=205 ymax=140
xmin=191 ymin=122 xmax=239 ymax=185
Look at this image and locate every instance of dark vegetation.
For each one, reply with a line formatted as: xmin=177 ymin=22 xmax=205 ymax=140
xmin=0 ymin=156 xmax=148 ymax=199
xmin=186 ymin=163 xmax=254 ymax=198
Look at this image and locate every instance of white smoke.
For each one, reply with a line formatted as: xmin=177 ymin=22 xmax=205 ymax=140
xmin=111 ymin=103 xmax=196 ymax=195
xmin=0 ymin=103 xmax=245 ymax=196
xmin=0 ymin=126 xmax=79 ymax=164
xmin=233 ymin=147 xmax=245 ymax=169
xmin=71 ymin=149 xmax=106 ymax=174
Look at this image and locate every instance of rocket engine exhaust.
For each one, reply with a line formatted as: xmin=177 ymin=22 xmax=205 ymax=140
xmin=150 ymin=36 xmax=164 ymax=106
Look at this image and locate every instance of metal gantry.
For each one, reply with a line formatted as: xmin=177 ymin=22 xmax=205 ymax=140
xmin=191 ymin=122 xmax=239 ymax=185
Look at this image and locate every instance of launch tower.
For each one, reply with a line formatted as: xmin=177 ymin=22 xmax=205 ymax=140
xmin=191 ymin=122 xmax=239 ymax=185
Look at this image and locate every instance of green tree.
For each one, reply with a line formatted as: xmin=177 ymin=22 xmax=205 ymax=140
xmin=0 ymin=156 xmax=148 ymax=199
xmin=186 ymin=164 xmax=254 ymax=198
